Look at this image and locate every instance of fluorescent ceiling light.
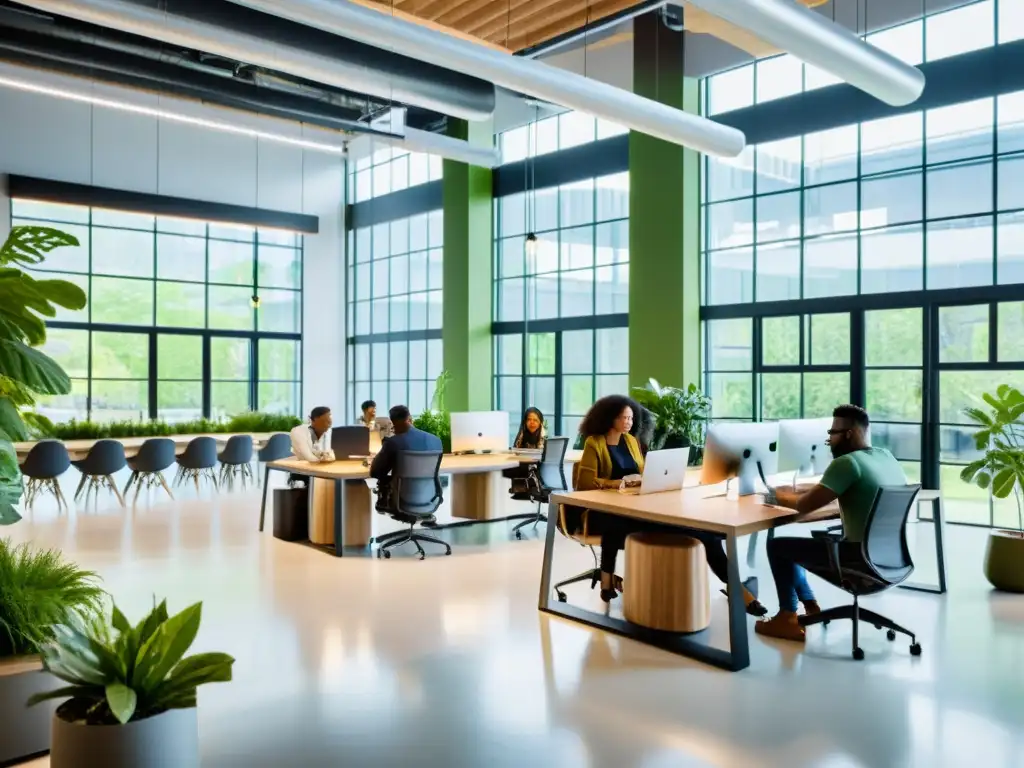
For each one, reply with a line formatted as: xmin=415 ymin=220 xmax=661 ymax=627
xmin=225 ymin=0 xmax=746 ymax=158
xmin=0 ymin=73 xmax=349 ymax=154
xmin=685 ymin=0 xmax=925 ymax=107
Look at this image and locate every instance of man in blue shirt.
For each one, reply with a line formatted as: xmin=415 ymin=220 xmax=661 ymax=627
xmin=370 ymin=405 xmax=442 ymax=509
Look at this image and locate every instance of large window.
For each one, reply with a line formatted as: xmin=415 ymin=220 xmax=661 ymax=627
xmin=499 ymin=111 xmax=627 ymax=164
xmin=346 ymin=210 xmax=444 ymax=420
xmin=16 ymin=199 xmax=303 ymax=422
xmin=701 ymin=1 xmax=1024 ymax=526
xmin=493 ymin=171 xmax=630 ymax=437
xmin=346 ymin=146 xmax=443 ymax=203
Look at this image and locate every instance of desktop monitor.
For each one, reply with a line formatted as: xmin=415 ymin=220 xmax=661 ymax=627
xmin=777 ymin=418 xmax=833 ymax=479
xmin=450 ymin=411 xmax=510 ymax=454
xmin=700 ymin=422 xmax=780 ymax=496
xmin=331 ymin=426 xmax=370 ymax=458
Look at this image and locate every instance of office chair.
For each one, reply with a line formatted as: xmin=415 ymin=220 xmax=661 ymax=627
xmin=218 ymin=435 xmax=254 ymax=489
xmin=375 ymin=450 xmax=452 ymax=560
xmin=799 ymin=484 xmax=923 ymax=661
xmin=20 ymin=440 xmax=71 ymax=512
xmin=256 ymin=432 xmax=292 ymax=486
xmin=123 ymin=438 xmax=176 ymax=504
xmin=551 ymin=462 xmax=602 ymax=602
xmin=73 ymin=439 xmax=128 ymax=508
xmin=512 ymin=437 xmax=569 ymax=540
xmin=174 ymin=436 xmax=219 ymax=493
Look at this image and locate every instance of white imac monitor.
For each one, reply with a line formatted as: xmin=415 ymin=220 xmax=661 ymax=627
xmin=450 ymin=411 xmax=511 ymax=454
xmin=700 ymin=422 xmax=780 ymax=496
xmin=777 ymin=418 xmax=833 ymax=479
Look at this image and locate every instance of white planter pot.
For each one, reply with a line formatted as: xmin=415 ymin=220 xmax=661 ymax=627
xmin=51 ymin=705 xmax=199 ymax=768
xmin=0 ymin=656 xmax=58 ymax=764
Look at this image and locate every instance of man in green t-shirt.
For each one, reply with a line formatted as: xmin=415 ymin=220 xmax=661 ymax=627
xmin=755 ymin=404 xmax=908 ymax=642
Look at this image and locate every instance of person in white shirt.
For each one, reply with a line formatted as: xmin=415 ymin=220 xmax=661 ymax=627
xmin=289 ymin=406 xmax=335 ymax=462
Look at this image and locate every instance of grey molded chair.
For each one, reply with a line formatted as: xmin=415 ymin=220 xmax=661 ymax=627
xmin=512 ymin=437 xmax=569 ymax=540
xmin=174 ymin=436 xmax=219 ymax=493
xmin=72 ymin=439 xmax=127 ymax=508
xmin=20 ymin=440 xmax=71 ymax=512
xmin=256 ymin=433 xmax=292 ymax=486
xmin=799 ymin=484 xmax=923 ymax=661
xmin=218 ymin=435 xmax=254 ymax=489
xmin=374 ymin=450 xmax=451 ymax=560
xmin=123 ymin=438 xmax=176 ymax=504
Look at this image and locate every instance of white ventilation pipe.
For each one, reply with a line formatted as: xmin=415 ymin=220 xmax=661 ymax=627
xmin=224 ymin=0 xmax=747 ymax=157
xmin=13 ymin=0 xmax=494 ymax=120
xmin=685 ymin=0 xmax=925 ymax=107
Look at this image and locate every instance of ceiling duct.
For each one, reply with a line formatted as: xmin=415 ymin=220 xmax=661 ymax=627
xmin=224 ymin=0 xmax=746 ymax=157
xmin=11 ymin=0 xmax=497 ymax=119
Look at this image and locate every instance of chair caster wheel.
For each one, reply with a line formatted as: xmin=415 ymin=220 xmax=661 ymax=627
xmin=556 ymin=592 xmax=567 ymax=602
xmin=874 ymin=624 xmax=882 ymax=630
xmin=419 ymin=553 xmax=425 ymax=561
xmin=886 ymin=630 xmax=896 ymax=641
xmin=383 ymin=550 xmax=391 ymax=559
xmin=445 ymin=549 xmax=452 ymax=555
xmin=910 ymin=643 xmax=922 ymax=656
xmin=853 ymin=647 xmax=865 ymax=661
xmin=516 ymin=531 xmax=523 ymax=540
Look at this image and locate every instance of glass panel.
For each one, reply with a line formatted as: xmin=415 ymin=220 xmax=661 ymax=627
xmin=756 ymin=137 xmax=802 ymax=194
xmin=562 ymin=330 xmax=593 ymax=374
xmin=866 ymin=308 xmax=922 ymax=367
xmin=756 ymin=54 xmax=802 ymax=105
xmin=926 ymin=161 xmax=993 ymax=220
xmin=90 ymin=277 xmax=153 ymax=325
xmin=708 ymin=65 xmax=753 ymax=115
xmin=158 ymin=381 xmax=202 ymax=421
xmin=925 ymin=99 xmax=994 ymax=165
xmin=807 ymin=314 xmax=850 ymax=365
xmin=803 ymin=125 xmax=858 ymax=186
xmin=998 ymin=210 xmax=1024 ymax=284
xmin=756 ymin=191 xmax=800 ymax=243
xmin=762 ymin=316 xmax=800 ymax=366
xmin=157 ymin=234 xmax=205 ymax=282
xmin=259 ymin=339 xmax=300 ymax=380
xmin=707 ymin=248 xmax=753 ymax=305
xmin=803 ymin=233 xmax=857 ymax=299
xmin=761 ymin=373 xmax=801 ymax=420
xmin=708 ymin=319 xmax=753 ymax=371
xmin=596 ymin=327 xmax=628 ymax=374
xmin=926 ymin=216 xmax=993 ymax=290
xmin=866 ymin=370 xmax=922 ymax=422
xmin=926 ymin=0 xmax=994 ymax=62
xmin=861 ymin=113 xmax=923 ymax=176
xmin=756 ymin=241 xmax=801 ymax=302
xmin=208 ymin=286 xmax=255 ymax=330
xmin=708 ymin=373 xmax=753 ymax=419
xmin=158 ymin=335 xmax=201 ymax=379
xmin=211 ymin=382 xmax=249 ymax=419
xmin=258 ymin=244 xmax=302 ymax=289
xmin=861 ymin=171 xmax=923 ymax=228
xmin=805 ymin=372 xmax=848 ymax=418
xmin=40 ymin=329 xmax=89 ymax=379
xmin=156 ymin=282 xmax=205 ymax=328
xmin=861 ymin=224 xmax=924 ymax=294
xmin=91 ymin=228 xmax=154 ymax=278
xmin=208 ymin=240 xmax=254 ymax=285
xmin=997 ymin=301 xmax=1024 ymax=362
xmin=91 ymin=380 xmax=148 ymax=423
xmin=211 ymin=338 xmax=251 ymax=380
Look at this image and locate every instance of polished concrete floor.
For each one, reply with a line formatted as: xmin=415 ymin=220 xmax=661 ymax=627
xmin=9 ymin=476 xmax=1024 ymax=768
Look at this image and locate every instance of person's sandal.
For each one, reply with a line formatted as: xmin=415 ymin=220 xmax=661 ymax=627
xmin=720 ymin=587 xmax=768 ymax=617
xmin=599 ymin=575 xmax=625 ymax=602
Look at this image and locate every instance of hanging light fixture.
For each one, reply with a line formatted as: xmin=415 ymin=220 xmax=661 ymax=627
xmin=250 ymin=294 xmax=261 ymax=309
xmin=524 ymin=232 xmax=538 ymax=259
xmin=684 ymin=0 xmax=925 ymax=107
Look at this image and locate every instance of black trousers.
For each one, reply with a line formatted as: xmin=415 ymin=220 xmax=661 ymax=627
xmin=569 ymin=507 xmax=730 ymax=583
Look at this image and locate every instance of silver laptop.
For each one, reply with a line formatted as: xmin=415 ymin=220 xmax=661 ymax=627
xmin=621 ymin=447 xmax=691 ymax=495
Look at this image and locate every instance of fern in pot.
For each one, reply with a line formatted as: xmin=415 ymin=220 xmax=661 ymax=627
xmin=29 ymin=599 xmax=234 ymax=768
xmin=0 ymin=539 xmax=102 ymax=764
xmin=960 ymin=384 xmax=1024 ymax=592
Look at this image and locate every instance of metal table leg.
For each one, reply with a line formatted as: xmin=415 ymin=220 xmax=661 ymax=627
xmin=333 ymin=477 xmax=347 ymax=557
xmin=258 ymin=464 xmax=275 ymax=531
xmin=899 ymin=494 xmax=947 ymax=594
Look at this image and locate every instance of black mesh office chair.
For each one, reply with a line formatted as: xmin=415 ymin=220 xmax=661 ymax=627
xmin=375 ymin=450 xmax=452 ymax=560
xmin=73 ymin=439 xmax=127 ymax=508
xmin=124 ymin=438 xmax=176 ymax=503
xmin=512 ymin=437 xmax=569 ymax=540
xmin=21 ymin=440 xmax=71 ymax=512
xmin=799 ymin=484 xmax=923 ymax=660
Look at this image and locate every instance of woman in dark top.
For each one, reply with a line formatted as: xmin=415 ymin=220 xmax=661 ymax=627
xmin=505 ymin=407 xmax=546 ymax=498
xmin=570 ymin=395 xmax=765 ymax=614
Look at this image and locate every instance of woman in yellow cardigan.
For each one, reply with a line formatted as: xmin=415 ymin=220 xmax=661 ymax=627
xmin=568 ymin=395 xmax=765 ymax=613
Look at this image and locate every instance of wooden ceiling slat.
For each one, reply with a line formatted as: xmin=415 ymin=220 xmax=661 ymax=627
xmin=472 ymin=0 xmax=578 ymax=41
xmin=443 ymin=0 xmax=548 ymax=32
xmin=505 ymin=0 xmax=638 ymax=48
xmin=436 ymin=0 xmax=500 ymax=27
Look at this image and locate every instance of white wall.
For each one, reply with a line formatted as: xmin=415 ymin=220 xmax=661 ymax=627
xmin=0 ymin=68 xmax=346 ymax=418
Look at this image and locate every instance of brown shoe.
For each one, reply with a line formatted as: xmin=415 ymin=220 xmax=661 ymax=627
xmin=802 ymin=600 xmax=821 ymax=617
xmin=755 ymin=611 xmax=806 ymax=642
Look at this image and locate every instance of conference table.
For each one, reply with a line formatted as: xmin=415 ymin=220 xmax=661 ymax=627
xmin=263 ymin=450 xmax=583 ymax=556
xmin=13 ymin=433 xmax=274 ymax=462
xmin=540 ymin=485 xmax=841 ymax=673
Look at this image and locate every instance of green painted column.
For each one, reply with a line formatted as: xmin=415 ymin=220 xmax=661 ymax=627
xmin=628 ymin=13 xmax=701 ymax=391
xmin=442 ymin=119 xmax=494 ymax=412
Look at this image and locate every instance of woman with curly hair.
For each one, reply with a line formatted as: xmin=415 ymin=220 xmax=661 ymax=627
xmin=567 ymin=395 xmax=765 ymax=614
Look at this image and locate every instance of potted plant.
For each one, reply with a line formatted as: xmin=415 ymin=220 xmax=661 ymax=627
xmin=631 ymin=379 xmax=711 ymax=464
xmin=1 ymin=225 xmax=88 ymax=526
xmin=29 ymin=599 xmax=234 ymax=767
xmin=0 ymin=539 xmax=103 ymax=764
xmin=414 ymin=370 xmax=452 ymax=453
xmin=960 ymin=384 xmax=1024 ymax=592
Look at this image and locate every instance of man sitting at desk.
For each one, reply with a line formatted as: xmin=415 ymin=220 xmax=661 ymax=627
xmin=755 ymin=404 xmax=907 ymax=642
xmin=289 ymin=406 xmax=335 ymax=463
xmin=370 ymin=405 xmax=442 ymax=509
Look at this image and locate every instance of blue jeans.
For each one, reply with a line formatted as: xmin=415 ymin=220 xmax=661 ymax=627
xmin=766 ymin=537 xmax=820 ymax=612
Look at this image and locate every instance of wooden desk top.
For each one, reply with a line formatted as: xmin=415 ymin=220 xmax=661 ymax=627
xmin=269 ymin=453 xmax=523 ymax=479
xmin=14 ymin=433 xmax=276 ymax=461
xmin=550 ymin=486 xmax=810 ymax=537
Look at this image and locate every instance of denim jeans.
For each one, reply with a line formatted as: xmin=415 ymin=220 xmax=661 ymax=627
xmin=766 ymin=537 xmax=821 ymax=612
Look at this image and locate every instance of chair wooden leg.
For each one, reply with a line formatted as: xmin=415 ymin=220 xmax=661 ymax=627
xmin=133 ymin=475 xmax=145 ymax=506
xmin=123 ymin=471 xmax=138 ymax=498
xmin=192 ymin=471 xmax=201 ymax=495
xmin=74 ymin=472 xmax=88 ymax=501
xmin=53 ymin=479 xmax=68 ymax=513
xmin=209 ymin=469 xmax=220 ymax=492
xmin=156 ymin=471 xmax=174 ymax=500
xmin=23 ymin=479 xmax=36 ymax=511
xmin=106 ymin=475 xmax=126 ymax=508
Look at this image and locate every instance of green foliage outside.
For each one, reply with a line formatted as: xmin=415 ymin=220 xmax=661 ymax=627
xmin=631 ymin=379 xmax=710 ymax=464
xmin=413 ymin=371 xmax=451 ymax=452
xmin=960 ymin=384 xmax=1024 ymax=534
xmin=30 ymin=599 xmax=234 ymax=725
xmin=0 ymin=226 xmax=88 ymax=525
xmin=36 ymin=411 xmax=301 ymax=441
xmin=0 ymin=538 xmax=104 ymax=658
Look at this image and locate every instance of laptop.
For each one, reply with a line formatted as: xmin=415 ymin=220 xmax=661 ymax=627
xmin=620 ymin=447 xmax=691 ymax=495
xmin=331 ymin=426 xmax=371 ymax=459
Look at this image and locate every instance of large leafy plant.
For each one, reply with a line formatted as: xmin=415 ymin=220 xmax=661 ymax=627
xmin=631 ymin=379 xmax=711 ymax=462
xmin=960 ymin=384 xmax=1024 ymax=535
xmin=0 ymin=226 xmax=87 ymax=525
xmin=0 ymin=538 xmax=103 ymax=658
xmin=413 ymin=370 xmax=452 ymax=452
xmin=29 ymin=599 xmax=234 ymax=725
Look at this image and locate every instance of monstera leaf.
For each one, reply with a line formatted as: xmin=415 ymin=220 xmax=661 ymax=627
xmin=0 ymin=438 xmax=22 ymax=525
xmin=0 ymin=225 xmax=79 ymax=268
